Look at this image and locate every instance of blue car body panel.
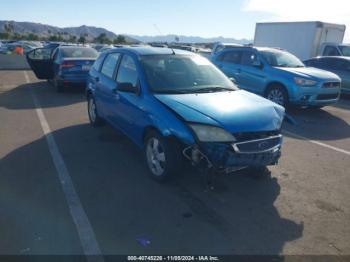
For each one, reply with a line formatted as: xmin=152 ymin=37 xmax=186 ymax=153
xmin=87 ymin=47 xmax=285 ymax=169
xmin=211 ymin=47 xmax=341 ymax=106
xmin=154 ymin=90 xmax=284 ymax=133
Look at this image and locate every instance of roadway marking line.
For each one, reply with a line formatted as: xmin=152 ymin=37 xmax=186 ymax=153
xmin=24 ymin=72 xmax=104 ymax=260
xmin=283 ymin=130 xmax=350 ymax=156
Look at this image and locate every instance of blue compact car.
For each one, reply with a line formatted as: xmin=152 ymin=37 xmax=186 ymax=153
xmin=27 ymin=46 xmax=98 ymax=92
xmin=87 ymin=47 xmax=285 ymax=181
xmin=211 ymin=46 xmax=341 ymax=108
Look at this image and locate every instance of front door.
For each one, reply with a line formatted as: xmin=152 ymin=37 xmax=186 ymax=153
xmin=238 ymin=51 xmax=266 ymax=94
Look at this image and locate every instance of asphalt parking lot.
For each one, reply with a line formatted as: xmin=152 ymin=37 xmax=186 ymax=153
xmin=0 ymin=70 xmax=349 ymax=257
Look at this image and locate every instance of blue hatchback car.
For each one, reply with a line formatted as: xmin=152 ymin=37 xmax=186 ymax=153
xmin=87 ymin=47 xmax=285 ymax=181
xmin=211 ymin=46 xmax=341 ymax=108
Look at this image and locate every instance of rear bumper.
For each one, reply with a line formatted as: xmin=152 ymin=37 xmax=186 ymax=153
xmin=57 ymin=74 xmax=88 ymax=85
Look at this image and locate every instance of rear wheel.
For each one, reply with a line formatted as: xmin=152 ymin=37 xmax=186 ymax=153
xmin=144 ymin=131 xmax=182 ymax=182
xmin=54 ymin=77 xmax=64 ymax=93
xmin=265 ymin=85 xmax=288 ymax=107
xmin=87 ymin=95 xmax=104 ymax=127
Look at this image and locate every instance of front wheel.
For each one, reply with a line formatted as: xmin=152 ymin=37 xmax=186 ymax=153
xmin=144 ymin=131 xmax=182 ymax=182
xmin=265 ymin=85 xmax=288 ymax=107
xmin=87 ymin=95 xmax=104 ymax=127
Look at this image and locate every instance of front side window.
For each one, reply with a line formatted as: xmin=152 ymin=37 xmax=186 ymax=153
xmin=241 ymin=51 xmax=258 ymax=66
xmin=116 ymin=55 xmax=139 ymax=87
xmin=260 ymin=50 xmax=304 ymax=68
xmin=101 ymin=53 xmax=120 ymax=79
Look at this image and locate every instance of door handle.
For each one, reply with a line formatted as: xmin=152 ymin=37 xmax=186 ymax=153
xmin=112 ymin=88 xmax=120 ymax=99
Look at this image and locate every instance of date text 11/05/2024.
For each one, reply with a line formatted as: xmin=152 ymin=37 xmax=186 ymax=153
xmin=127 ymin=256 xmax=220 ymax=261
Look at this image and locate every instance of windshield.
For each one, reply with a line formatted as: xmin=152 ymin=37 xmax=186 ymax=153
xmin=339 ymin=46 xmax=350 ymax=57
xmin=141 ymin=55 xmax=237 ymax=94
xmin=61 ymin=47 xmax=98 ymax=58
xmin=261 ymin=50 xmax=304 ymax=68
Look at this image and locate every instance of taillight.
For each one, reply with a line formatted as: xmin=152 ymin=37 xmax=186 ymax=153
xmin=61 ymin=62 xmax=75 ymax=68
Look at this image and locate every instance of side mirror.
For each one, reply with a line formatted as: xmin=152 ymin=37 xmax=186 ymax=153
xmin=252 ymin=60 xmax=263 ymax=69
xmin=117 ymin=82 xmax=139 ymax=94
xmin=229 ymin=77 xmax=237 ymax=84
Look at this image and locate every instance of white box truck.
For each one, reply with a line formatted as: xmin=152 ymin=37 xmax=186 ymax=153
xmin=254 ymin=21 xmax=346 ymax=60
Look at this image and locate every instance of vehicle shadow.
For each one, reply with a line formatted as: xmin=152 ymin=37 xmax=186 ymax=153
xmin=0 ymin=81 xmax=85 ymax=110
xmin=283 ymin=106 xmax=350 ymax=141
xmin=0 ymin=123 xmax=303 ymax=255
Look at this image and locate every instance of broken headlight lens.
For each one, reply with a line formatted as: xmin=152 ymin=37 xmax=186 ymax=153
xmin=189 ymin=124 xmax=236 ymax=142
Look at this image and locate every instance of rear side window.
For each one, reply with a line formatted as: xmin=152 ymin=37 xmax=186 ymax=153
xmin=101 ymin=53 xmax=120 ymax=79
xmin=92 ymin=54 xmax=105 ymax=71
xmin=222 ymin=51 xmax=241 ymax=64
xmin=116 ymin=55 xmax=139 ymax=87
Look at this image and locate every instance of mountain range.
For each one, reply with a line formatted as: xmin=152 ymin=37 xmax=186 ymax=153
xmin=0 ymin=20 xmax=251 ymax=44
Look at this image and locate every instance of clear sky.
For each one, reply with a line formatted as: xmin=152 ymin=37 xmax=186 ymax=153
xmin=1 ymin=0 xmax=350 ymax=41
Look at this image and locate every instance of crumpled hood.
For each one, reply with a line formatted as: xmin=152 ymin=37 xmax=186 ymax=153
xmin=155 ymin=90 xmax=285 ymax=133
xmin=278 ymin=67 xmax=340 ymax=80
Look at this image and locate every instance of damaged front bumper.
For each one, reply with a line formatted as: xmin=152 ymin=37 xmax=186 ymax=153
xmin=183 ymin=134 xmax=282 ymax=172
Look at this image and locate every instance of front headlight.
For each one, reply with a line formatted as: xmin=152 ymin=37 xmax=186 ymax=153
xmin=189 ymin=124 xmax=236 ymax=142
xmin=294 ymin=77 xmax=317 ymax=86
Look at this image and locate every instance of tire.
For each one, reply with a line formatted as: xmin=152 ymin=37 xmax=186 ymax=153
xmin=87 ymin=95 xmax=104 ymax=127
xmin=245 ymin=166 xmax=270 ymax=178
xmin=144 ymin=131 xmax=182 ymax=182
xmin=265 ymin=84 xmax=289 ymax=107
xmin=54 ymin=77 xmax=64 ymax=93
xmin=308 ymin=105 xmax=324 ymax=110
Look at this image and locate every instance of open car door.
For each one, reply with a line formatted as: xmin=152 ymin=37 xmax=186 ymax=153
xmin=26 ymin=48 xmax=55 ymax=79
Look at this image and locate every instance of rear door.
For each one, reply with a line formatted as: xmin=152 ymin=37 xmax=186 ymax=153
xmin=216 ymin=50 xmax=243 ymax=83
xmin=26 ymin=48 xmax=54 ymax=79
xmin=95 ymin=52 xmax=121 ymax=121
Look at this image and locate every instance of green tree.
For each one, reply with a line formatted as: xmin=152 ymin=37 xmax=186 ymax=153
xmin=0 ymin=32 xmax=10 ymax=39
xmin=78 ymin=35 xmax=86 ymax=44
xmin=94 ymin=33 xmax=111 ymax=44
xmin=113 ymin=35 xmax=126 ymax=44
xmin=27 ymin=33 xmax=39 ymax=41
xmin=69 ymin=35 xmax=77 ymax=43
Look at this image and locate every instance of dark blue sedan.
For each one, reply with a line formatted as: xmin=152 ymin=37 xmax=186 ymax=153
xmin=27 ymin=46 xmax=98 ymax=92
xmin=86 ymin=47 xmax=285 ymax=182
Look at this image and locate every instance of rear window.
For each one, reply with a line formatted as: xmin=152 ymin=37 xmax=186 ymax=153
xmin=61 ymin=48 xmax=98 ymax=58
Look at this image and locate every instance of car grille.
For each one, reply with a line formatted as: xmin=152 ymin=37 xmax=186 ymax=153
xmin=233 ymin=131 xmax=280 ymax=142
xmin=322 ymin=82 xmax=340 ymax=88
xmin=316 ymin=93 xmax=339 ymax=100
xmin=232 ymin=135 xmax=282 ymax=154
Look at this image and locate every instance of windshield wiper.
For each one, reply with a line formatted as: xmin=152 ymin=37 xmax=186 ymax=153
xmin=154 ymin=89 xmax=190 ymax=94
xmin=192 ymin=86 xmax=235 ymax=93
